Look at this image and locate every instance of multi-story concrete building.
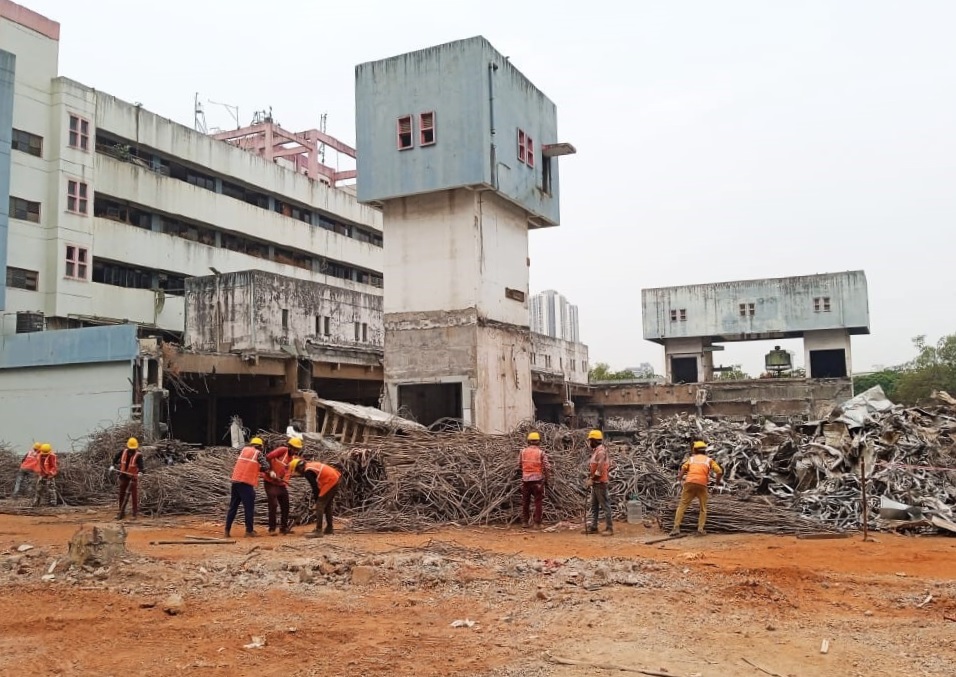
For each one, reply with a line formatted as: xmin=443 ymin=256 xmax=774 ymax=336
xmin=0 ymin=1 xmax=384 ymax=450
xmin=530 ymin=289 xmax=580 ymax=343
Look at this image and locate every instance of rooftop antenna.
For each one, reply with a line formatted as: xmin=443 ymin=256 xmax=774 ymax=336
xmin=319 ymin=112 xmax=328 ymax=164
xmin=207 ymin=99 xmax=240 ymax=130
xmin=193 ymin=93 xmax=207 ymax=134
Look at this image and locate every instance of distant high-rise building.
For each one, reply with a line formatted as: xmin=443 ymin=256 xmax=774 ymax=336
xmin=530 ymin=290 xmax=580 ymax=342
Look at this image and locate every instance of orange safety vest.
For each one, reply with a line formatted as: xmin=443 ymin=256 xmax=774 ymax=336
xmin=519 ymin=446 xmax=545 ymax=480
xmin=120 ymin=449 xmax=141 ymax=477
xmin=263 ymin=448 xmax=292 ymax=485
xmin=231 ymin=446 xmax=261 ymax=487
xmin=684 ymin=454 xmax=713 ymax=486
xmin=39 ymin=453 xmax=58 ymax=478
xmin=589 ymin=445 xmax=610 ymax=483
xmin=20 ymin=449 xmax=39 ymax=473
xmin=304 ymin=461 xmax=341 ymax=497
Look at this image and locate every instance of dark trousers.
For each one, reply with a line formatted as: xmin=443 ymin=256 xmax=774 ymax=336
xmin=118 ymin=475 xmax=138 ymax=517
xmin=264 ymin=482 xmax=290 ymax=532
xmin=313 ymin=482 xmax=339 ymax=533
xmin=33 ymin=477 xmax=56 ymax=507
xmin=590 ymin=482 xmax=612 ymax=530
xmin=226 ymin=482 xmax=256 ymax=534
xmin=521 ymin=480 xmax=545 ymax=525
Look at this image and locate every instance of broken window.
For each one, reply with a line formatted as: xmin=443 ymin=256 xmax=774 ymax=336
xmin=12 ymin=129 xmax=43 ymax=157
xmin=65 ymin=245 xmax=89 ymax=281
xmin=397 ymin=115 xmax=413 ymax=150
xmin=67 ymin=180 xmax=89 ymax=215
xmin=420 ymin=112 xmax=436 ymax=146
xmin=6 ymin=266 xmax=38 ymax=291
xmin=68 ymin=114 xmax=90 ymax=151
xmin=9 ymin=196 xmax=40 ymax=223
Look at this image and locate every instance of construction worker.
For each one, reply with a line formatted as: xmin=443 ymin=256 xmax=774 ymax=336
xmin=670 ymin=440 xmax=724 ymax=536
xmin=225 ymin=437 xmax=275 ymax=538
xmin=34 ymin=443 xmax=58 ymax=507
xmin=12 ymin=442 xmax=41 ymax=497
xmin=518 ymin=431 xmax=551 ymax=528
xmin=111 ymin=437 xmax=144 ymax=520
xmin=289 ymin=457 xmax=341 ymax=538
xmin=263 ymin=437 xmax=302 ymax=535
xmin=586 ymin=429 xmax=613 ymax=535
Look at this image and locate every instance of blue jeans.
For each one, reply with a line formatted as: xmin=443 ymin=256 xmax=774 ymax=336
xmin=226 ymin=482 xmax=256 ymax=534
xmin=590 ymin=483 xmax=612 ymax=530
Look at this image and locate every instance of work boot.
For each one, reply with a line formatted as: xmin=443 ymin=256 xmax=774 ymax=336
xmin=585 ymin=525 xmax=598 ymax=535
xmin=244 ymin=530 xmax=258 ymax=538
xmin=323 ymin=526 xmax=333 ymax=535
xmin=668 ymin=529 xmax=680 ymax=537
xmin=224 ymin=529 xmax=231 ymax=538
xmin=115 ymin=513 xmax=124 ymax=521
xmin=696 ymin=529 xmax=707 ymax=537
xmin=603 ymin=527 xmax=614 ymax=536
xmin=304 ymin=530 xmax=323 ymax=539
xmin=280 ymin=527 xmax=294 ymax=535
xmin=521 ymin=522 xmax=531 ymax=529
xmin=268 ymin=528 xmax=277 ymax=537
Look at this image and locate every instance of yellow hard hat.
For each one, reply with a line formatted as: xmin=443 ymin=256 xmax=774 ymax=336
xmin=250 ymin=437 xmax=264 ymax=447
xmin=527 ymin=432 xmax=541 ymax=442
xmin=692 ymin=441 xmax=707 ymax=450
xmin=587 ymin=430 xmax=603 ymax=441
xmin=289 ymin=458 xmax=304 ymax=474
xmin=288 ymin=437 xmax=303 ymax=450
xmin=39 ymin=443 xmax=52 ymax=454
xmin=33 ymin=442 xmax=42 ymax=451
xmin=127 ymin=437 xmax=139 ymax=450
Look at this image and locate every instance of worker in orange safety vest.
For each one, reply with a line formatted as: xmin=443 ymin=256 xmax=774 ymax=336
xmin=12 ymin=442 xmax=41 ymax=497
xmin=225 ymin=438 xmax=274 ymax=538
xmin=289 ymin=458 xmax=341 ymax=538
xmin=262 ymin=436 xmax=302 ymax=535
xmin=34 ymin=444 xmax=58 ymax=507
xmin=670 ymin=440 xmax=723 ymax=536
xmin=586 ymin=430 xmax=614 ymax=535
xmin=111 ymin=437 xmax=145 ymax=520
xmin=518 ymin=431 xmax=551 ymax=528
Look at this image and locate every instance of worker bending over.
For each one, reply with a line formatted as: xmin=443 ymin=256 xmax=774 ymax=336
xmin=518 ymin=431 xmax=551 ymax=529
xmin=225 ymin=437 xmax=275 ymax=538
xmin=290 ymin=458 xmax=341 ymax=538
xmin=586 ymin=430 xmax=613 ymax=535
xmin=263 ymin=437 xmax=302 ymax=535
xmin=12 ymin=442 xmax=41 ymax=497
xmin=34 ymin=444 xmax=58 ymax=507
xmin=670 ymin=440 xmax=723 ymax=536
xmin=111 ymin=437 xmax=144 ymax=520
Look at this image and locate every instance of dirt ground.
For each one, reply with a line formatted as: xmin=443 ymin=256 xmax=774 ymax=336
xmin=0 ymin=508 xmax=954 ymax=677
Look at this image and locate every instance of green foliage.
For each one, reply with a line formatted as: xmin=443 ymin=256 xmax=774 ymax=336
xmin=853 ymin=369 xmax=902 ymax=401
xmin=893 ymin=334 xmax=956 ymax=405
xmin=588 ymin=362 xmax=638 ymax=381
xmin=714 ymin=365 xmax=750 ymax=381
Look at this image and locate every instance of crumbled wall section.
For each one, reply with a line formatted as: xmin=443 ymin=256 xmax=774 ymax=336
xmin=184 ymin=270 xmax=383 ymax=354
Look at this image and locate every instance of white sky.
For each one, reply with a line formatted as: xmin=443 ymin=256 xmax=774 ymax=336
xmin=24 ymin=0 xmax=956 ymax=375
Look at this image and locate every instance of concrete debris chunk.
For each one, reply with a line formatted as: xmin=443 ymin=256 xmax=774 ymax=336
xmin=162 ymin=593 xmax=186 ymax=616
xmin=68 ymin=524 xmax=127 ymax=567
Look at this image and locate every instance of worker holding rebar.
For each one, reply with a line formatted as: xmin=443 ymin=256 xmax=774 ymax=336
xmin=12 ymin=442 xmax=41 ymax=497
xmin=263 ymin=437 xmax=302 ymax=535
xmin=34 ymin=444 xmax=58 ymax=507
xmin=111 ymin=437 xmax=144 ymax=520
xmin=289 ymin=457 xmax=341 ymax=538
xmin=670 ymin=440 xmax=723 ymax=537
xmin=586 ymin=430 xmax=613 ymax=535
xmin=225 ymin=437 xmax=275 ymax=538
xmin=518 ymin=431 xmax=551 ymax=529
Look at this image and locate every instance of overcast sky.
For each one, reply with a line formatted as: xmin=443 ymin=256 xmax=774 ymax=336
xmin=26 ymin=0 xmax=956 ymax=375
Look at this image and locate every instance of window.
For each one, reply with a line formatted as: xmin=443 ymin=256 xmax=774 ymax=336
xmin=526 ymin=135 xmax=535 ymax=168
xmin=545 ymin=354 xmax=552 ymax=369
xmin=531 ymin=353 xmax=536 ymax=366
xmin=814 ymin=297 xmax=832 ymax=313
xmin=354 ymin=321 xmax=361 ymax=341
xmin=739 ymin=302 xmax=755 ymax=317
xmin=748 ymin=302 xmax=755 ymax=316
xmin=69 ymin=114 xmax=90 ymax=151
xmin=679 ymin=309 xmax=687 ymax=322
xmin=570 ymin=359 xmax=576 ymax=371
xmin=419 ymin=112 xmax=436 ymax=146
xmin=518 ymin=129 xmax=527 ymax=164
xmin=9 ymin=196 xmax=40 ymax=223
xmin=362 ymin=322 xmax=368 ymax=342
xmin=315 ymin=315 xmax=322 ymax=335
xmin=65 ymin=245 xmax=89 ymax=280
xmin=323 ymin=316 xmax=331 ymax=337
xmin=67 ymin=180 xmax=89 ymax=215
xmin=670 ymin=309 xmax=678 ymax=322
xmin=6 ymin=267 xmax=38 ymax=291
xmin=12 ymin=129 xmax=42 ymax=157
xmin=541 ymin=157 xmax=552 ymax=195
xmin=282 ymin=309 xmax=289 ymax=331
xmin=397 ymin=115 xmax=413 ymax=150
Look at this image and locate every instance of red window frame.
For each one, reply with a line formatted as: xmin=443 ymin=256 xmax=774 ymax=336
xmin=397 ymin=115 xmax=413 ymax=150
xmin=526 ymin=135 xmax=534 ymax=168
xmin=65 ymin=244 xmax=89 ymax=281
xmin=68 ymin=114 xmax=90 ymax=151
xmin=419 ymin=112 xmax=436 ymax=146
xmin=517 ymin=129 xmax=526 ymax=164
xmin=67 ymin=179 xmax=89 ymax=215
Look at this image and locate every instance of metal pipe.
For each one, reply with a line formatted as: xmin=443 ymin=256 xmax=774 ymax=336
xmin=488 ymin=62 xmax=498 ymax=189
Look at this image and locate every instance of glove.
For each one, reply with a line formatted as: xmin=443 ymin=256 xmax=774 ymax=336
xmin=109 ymin=466 xmax=115 ymax=472
xmin=269 ymin=471 xmax=278 ymax=480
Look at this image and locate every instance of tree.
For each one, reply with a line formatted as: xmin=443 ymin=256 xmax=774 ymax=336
xmin=853 ymin=369 xmax=902 ymax=401
xmin=894 ymin=334 xmax=956 ymax=404
xmin=714 ymin=365 xmax=750 ymax=381
xmin=589 ymin=362 xmax=637 ymax=381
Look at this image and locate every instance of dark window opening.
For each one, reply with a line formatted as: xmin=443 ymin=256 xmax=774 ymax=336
xmin=809 ymin=349 xmax=847 ymax=378
xmin=94 ymin=195 xmax=151 ymax=229
xmin=420 ymin=112 xmax=436 ymax=146
xmin=6 ymin=266 xmax=38 ymax=291
xmin=397 ymin=115 xmax=413 ymax=150
xmin=361 ymin=322 xmax=368 ymax=342
xmin=12 ymin=129 xmax=43 ymax=157
xmin=282 ymin=309 xmax=289 ymax=330
xmin=397 ymin=383 xmax=463 ymax=428
xmin=9 ymin=196 xmax=40 ymax=223
xmin=541 ymin=157 xmax=552 ymax=195
xmin=671 ymin=357 xmax=698 ymax=384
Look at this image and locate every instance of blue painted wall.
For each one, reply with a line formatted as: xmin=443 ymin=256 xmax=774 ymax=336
xmin=0 ymin=50 xmax=15 ymax=312
xmin=0 ymin=325 xmax=139 ymax=369
xmin=356 ymin=37 xmax=561 ymax=226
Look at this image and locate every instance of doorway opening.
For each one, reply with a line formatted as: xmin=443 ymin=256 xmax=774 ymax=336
xmin=670 ymin=357 xmax=699 ymax=384
xmin=397 ymin=383 xmax=463 ymax=427
xmin=809 ymin=349 xmax=847 ymax=378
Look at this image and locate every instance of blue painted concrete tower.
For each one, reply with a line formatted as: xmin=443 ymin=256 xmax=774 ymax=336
xmin=355 ymin=37 xmax=575 ymax=432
